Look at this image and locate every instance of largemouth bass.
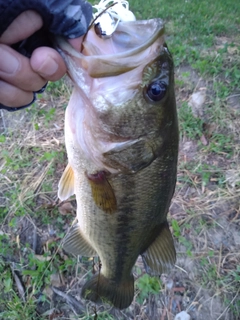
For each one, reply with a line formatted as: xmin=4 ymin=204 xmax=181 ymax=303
xmin=57 ymin=17 xmax=178 ymax=309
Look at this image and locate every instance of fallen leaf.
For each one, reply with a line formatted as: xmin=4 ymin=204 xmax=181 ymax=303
xmin=41 ymin=308 xmax=64 ymax=319
xmin=161 ymin=274 xmax=174 ymax=290
xmin=53 ymin=137 xmax=60 ymax=146
xmin=58 ymin=202 xmax=74 ymax=215
xmin=200 ymin=134 xmax=208 ymax=145
xmin=225 ymin=169 xmax=240 ymax=188
xmin=227 ymin=46 xmax=239 ymax=55
xmin=188 ymin=90 xmax=206 ymax=118
xmin=50 ymin=273 xmax=63 ymax=287
xmin=50 ymin=312 xmax=64 ymax=320
xmin=43 ymin=286 xmax=54 ymax=300
xmin=0 ymin=231 xmax=10 ymax=236
xmin=203 ymin=123 xmax=216 ymax=137
xmin=34 ymin=254 xmax=52 ymax=262
xmin=174 ymin=311 xmax=191 ymax=320
xmin=16 ymin=234 xmax=20 ymax=248
xmin=10 ymin=264 xmax=25 ymax=302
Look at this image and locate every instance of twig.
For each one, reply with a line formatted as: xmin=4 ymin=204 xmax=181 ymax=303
xmin=32 ymin=225 xmax=37 ymax=253
xmin=186 ymin=287 xmax=202 ymax=312
xmin=175 ymin=264 xmax=188 ymax=274
xmin=217 ymin=244 xmax=222 ymax=277
xmin=227 ymin=93 xmax=240 ymax=99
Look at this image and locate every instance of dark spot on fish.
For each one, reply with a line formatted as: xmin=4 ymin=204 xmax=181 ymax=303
xmin=87 ymin=171 xmax=107 ymax=183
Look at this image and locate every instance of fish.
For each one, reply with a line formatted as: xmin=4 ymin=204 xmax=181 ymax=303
xmin=57 ymin=17 xmax=178 ymax=309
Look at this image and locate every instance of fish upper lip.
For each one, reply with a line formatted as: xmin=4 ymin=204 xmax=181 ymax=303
xmin=56 ymin=18 xmax=165 ymax=60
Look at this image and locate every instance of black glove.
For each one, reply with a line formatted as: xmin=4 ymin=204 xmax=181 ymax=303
xmin=0 ymin=0 xmax=92 ymax=111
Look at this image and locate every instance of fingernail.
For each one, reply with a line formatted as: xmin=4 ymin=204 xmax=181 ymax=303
xmin=0 ymin=47 xmax=19 ymax=74
xmin=37 ymin=56 xmax=58 ymax=77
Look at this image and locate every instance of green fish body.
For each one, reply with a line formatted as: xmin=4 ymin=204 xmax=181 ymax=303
xmin=58 ymin=18 xmax=178 ymax=309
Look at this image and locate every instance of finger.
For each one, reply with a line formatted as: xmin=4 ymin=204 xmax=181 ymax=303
xmin=30 ymin=38 xmax=84 ymax=82
xmin=0 ymin=44 xmax=46 ymax=91
xmin=31 ymin=47 xmax=67 ymax=81
xmin=0 ymin=80 xmax=34 ymax=108
xmin=30 ymin=39 xmax=84 ymax=81
xmin=0 ymin=10 xmax=43 ymax=45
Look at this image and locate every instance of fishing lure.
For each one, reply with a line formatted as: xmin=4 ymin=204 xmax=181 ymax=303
xmin=92 ymin=0 xmax=136 ymax=38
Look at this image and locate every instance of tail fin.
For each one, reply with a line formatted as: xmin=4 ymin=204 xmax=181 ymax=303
xmin=81 ymin=273 xmax=134 ymax=309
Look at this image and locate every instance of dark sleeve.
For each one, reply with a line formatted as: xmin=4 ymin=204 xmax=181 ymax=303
xmin=0 ymin=0 xmax=92 ymax=112
xmin=0 ymin=0 xmax=92 ymax=38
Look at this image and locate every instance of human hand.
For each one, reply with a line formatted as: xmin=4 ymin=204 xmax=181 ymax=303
xmin=0 ymin=10 xmax=83 ymax=110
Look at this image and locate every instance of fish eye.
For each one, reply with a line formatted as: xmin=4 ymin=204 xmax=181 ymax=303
xmin=146 ymin=81 xmax=167 ymax=102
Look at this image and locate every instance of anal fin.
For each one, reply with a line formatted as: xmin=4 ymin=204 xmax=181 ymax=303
xmin=141 ymin=222 xmax=176 ymax=275
xmin=63 ymin=224 xmax=96 ymax=257
xmin=58 ymin=163 xmax=75 ymax=201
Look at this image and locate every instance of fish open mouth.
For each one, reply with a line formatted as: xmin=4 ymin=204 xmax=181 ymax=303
xmin=56 ymin=18 xmax=165 ymax=78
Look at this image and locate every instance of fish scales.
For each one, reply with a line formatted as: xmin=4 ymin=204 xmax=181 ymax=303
xmin=58 ymin=18 xmax=178 ymax=309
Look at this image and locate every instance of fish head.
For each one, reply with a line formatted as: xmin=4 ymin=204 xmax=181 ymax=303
xmin=57 ymin=18 xmax=178 ymax=171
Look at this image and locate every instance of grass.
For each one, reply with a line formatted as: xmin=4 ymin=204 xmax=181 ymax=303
xmin=0 ymin=0 xmax=240 ymax=319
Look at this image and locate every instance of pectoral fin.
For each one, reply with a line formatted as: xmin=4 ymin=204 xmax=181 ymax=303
xmin=141 ymin=222 xmax=176 ymax=275
xmin=86 ymin=171 xmax=117 ymax=214
xmin=63 ymin=224 xmax=97 ymax=257
xmin=58 ymin=163 xmax=75 ymax=201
